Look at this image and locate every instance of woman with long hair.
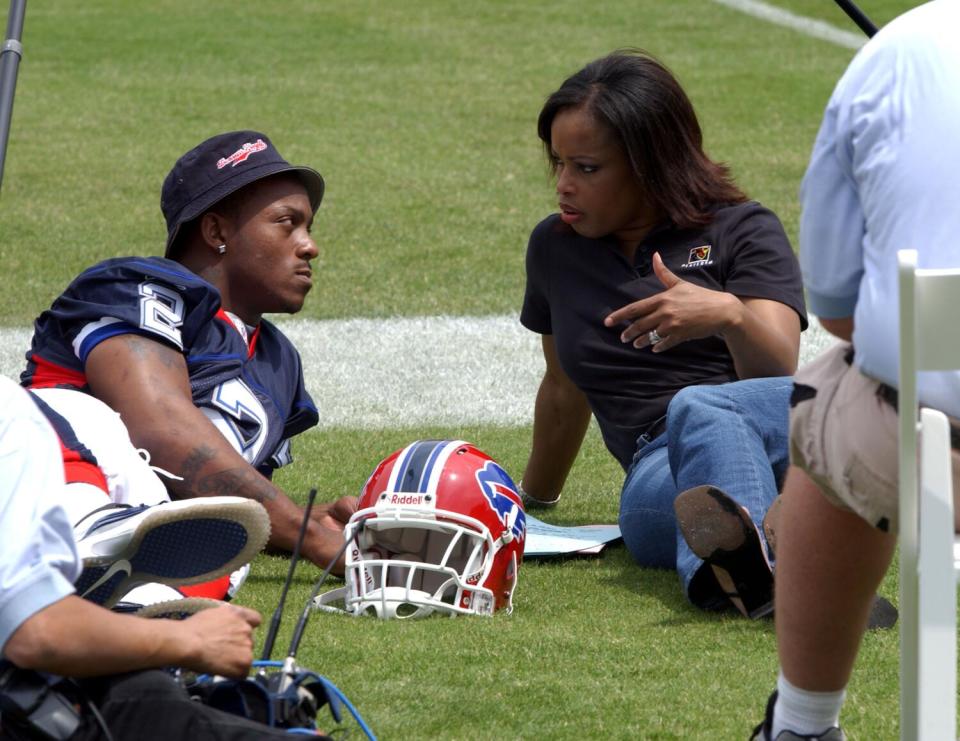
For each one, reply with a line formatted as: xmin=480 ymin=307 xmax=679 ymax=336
xmin=518 ymin=50 xmax=806 ymax=618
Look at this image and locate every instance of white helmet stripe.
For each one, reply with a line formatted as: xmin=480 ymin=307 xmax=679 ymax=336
xmin=386 ymin=439 xmax=467 ymax=494
xmin=423 ymin=440 xmax=465 ymax=494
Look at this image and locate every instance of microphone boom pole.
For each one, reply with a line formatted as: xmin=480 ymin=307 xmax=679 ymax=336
xmin=834 ymin=0 xmax=878 ymax=38
xmin=0 ymin=0 xmax=26 ymax=194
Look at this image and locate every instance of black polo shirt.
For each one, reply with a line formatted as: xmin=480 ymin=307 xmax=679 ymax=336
xmin=520 ymin=201 xmax=807 ymax=470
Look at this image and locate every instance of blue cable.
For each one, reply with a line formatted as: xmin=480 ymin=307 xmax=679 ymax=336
xmin=250 ymin=661 xmax=376 ymax=740
xmin=316 ymin=677 xmax=377 ymax=741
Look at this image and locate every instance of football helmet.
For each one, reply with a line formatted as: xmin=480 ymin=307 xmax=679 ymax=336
xmin=315 ymin=440 xmax=525 ymax=619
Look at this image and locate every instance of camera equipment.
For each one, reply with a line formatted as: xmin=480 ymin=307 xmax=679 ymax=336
xmin=0 ymin=662 xmax=102 ymax=741
xmin=185 ymin=490 xmax=376 ymax=739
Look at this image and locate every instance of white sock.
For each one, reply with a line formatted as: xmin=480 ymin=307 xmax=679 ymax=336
xmin=772 ymin=671 xmax=845 ymax=737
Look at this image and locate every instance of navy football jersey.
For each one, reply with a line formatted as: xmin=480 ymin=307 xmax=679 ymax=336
xmin=22 ymin=256 xmax=319 ymax=476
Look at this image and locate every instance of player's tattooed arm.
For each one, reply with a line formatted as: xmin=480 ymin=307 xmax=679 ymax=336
xmin=176 ymin=443 xmax=277 ymax=502
xmin=85 ymin=332 xmax=349 ymax=571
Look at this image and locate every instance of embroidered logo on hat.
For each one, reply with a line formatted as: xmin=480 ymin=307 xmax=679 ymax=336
xmin=162 ymin=130 xmax=324 ymax=257
xmin=217 ymin=140 xmax=268 ymax=169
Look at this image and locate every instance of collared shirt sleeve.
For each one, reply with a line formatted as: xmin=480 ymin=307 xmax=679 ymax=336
xmin=0 ymin=377 xmax=80 ymax=654
xmin=798 ymin=41 xmax=895 ymax=320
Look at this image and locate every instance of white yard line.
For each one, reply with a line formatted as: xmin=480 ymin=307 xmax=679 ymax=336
xmin=1 ymin=316 xmax=833 ymax=429
xmin=711 ymin=0 xmax=865 ymax=50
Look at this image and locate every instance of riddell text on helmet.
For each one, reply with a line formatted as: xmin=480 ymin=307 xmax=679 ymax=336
xmin=389 ymin=493 xmax=424 ymax=505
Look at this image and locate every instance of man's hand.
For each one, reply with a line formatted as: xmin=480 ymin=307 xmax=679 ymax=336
xmin=310 ymin=495 xmax=358 ymax=531
xmin=180 ymin=604 xmax=262 ymax=678
xmin=302 ymin=496 xmax=358 ymax=573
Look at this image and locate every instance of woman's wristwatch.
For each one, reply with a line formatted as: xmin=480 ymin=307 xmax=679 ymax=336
xmin=517 ymin=481 xmax=561 ymax=509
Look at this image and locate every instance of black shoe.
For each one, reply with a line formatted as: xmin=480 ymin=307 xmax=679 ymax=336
xmin=866 ymin=594 xmax=898 ymax=630
xmin=675 ymin=485 xmax=773 ymax=619
xmin=751 ymin=691 xmax=846 ymax=740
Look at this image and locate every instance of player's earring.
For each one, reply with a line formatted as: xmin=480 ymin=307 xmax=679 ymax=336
xmin=216 ymin=244 xmax=226 ymax=255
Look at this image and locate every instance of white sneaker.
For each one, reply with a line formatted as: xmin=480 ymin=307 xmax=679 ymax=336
xmin=73 ymin=497 xmax=270 ymax=608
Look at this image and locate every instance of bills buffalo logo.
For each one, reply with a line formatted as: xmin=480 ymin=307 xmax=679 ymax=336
xmin=217 ymin=139 xmax=268 ymax=169
xmin=681 ymin=244 xmax=713 ymax=269
xmin=475 ymin=462 xmax=526 ymax=542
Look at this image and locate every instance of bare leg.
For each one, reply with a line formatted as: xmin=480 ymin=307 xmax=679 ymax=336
xmin=775 ymin=465 xmax=897 ymax=690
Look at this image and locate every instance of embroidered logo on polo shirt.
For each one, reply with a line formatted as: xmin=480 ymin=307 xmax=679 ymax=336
xmin=680 ymin=245 xmax=713 ymax=269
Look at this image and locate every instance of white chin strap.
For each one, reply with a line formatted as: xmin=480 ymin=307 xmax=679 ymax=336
xmin=313 ymin=586 xmax=447 ymax=620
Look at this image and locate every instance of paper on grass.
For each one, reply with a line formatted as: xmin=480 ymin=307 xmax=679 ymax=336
xmin=524 ymin=514 xmax=622 ymax=557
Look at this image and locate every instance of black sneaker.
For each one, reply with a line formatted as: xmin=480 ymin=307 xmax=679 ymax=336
xmin=674 ymin=485 xmax=773 ymax=619
xmin=751 ymin=691 xmax=846 ymax=740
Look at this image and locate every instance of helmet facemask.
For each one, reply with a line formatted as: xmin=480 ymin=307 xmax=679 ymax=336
xmin=342 ymin=506 xmax=501 ymax=618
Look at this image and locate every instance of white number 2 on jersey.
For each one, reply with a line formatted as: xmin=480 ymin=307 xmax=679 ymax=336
xmin=138 ymin=282 xmax=185 ymax=349
xmin=202 ymin=378 xmax=268 ymax=465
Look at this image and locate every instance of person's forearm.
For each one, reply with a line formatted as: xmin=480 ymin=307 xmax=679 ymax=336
xmin=522 ymin=374 xmax=592 ymax=500
xmin=84 ymin=335 xmax=310 ymax=555
xmin=721 ymin=296 xmax=800 ymax=379
xmin=5 ymin=596 xmax=197 ymax=676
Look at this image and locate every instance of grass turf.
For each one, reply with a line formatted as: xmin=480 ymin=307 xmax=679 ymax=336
xmin=266 ymin=424 xmax=901 ymax=739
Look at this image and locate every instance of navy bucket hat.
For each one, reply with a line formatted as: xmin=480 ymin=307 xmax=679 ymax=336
xmin=161 ymin=130 xmax=324 ymax=256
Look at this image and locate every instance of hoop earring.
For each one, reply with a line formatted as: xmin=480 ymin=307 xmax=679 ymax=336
xmin=216 ymin=244 xmax=226 ymax=255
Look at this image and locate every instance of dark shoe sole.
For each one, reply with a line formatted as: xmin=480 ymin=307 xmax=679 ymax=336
xmin=675 ymin=485 xmax=773 ymax=619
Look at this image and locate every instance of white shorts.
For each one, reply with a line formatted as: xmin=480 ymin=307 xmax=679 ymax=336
xmin=31 ymin=388 xmax=170 ymax=518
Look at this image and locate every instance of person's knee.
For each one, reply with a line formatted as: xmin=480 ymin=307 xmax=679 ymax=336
xmin=618 ymin=507 xmax=676 ymax=568
xmin=666 ymin=384 xmax=730 ymax=431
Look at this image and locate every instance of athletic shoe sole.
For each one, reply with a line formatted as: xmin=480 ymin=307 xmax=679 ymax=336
xmin=74 ymin=498 xmax=270 ymax=608
xmin=136 ymin=597 xmax=223 ymax=620
xmin=674 ymin=485 xmax=773 ymax=619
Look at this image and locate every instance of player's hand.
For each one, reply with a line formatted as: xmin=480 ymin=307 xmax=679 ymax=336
xmin=303 ymin=496 xmax=358 ymax=575
xmin=309 ymin=495 xmax=358 ymax=531
xmin=181 ymin=604 xmax=262 ymax=678
xmin=603 ymin=252 xmax=739 ymax=353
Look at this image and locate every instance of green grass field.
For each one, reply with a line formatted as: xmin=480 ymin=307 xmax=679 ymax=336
xmin=1 ymin=1 xmax=924 ymax=738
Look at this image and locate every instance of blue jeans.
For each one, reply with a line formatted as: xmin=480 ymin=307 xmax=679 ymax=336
xmin=618 ymin=377 xmax=793 ymax=608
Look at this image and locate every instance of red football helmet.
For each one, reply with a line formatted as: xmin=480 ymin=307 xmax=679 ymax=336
xmin=315 ymin=440 xmax=525 ymax=618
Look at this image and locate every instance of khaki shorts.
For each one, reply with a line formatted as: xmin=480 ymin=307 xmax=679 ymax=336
xmin=790 ymin=342 xmax=960 ymax=534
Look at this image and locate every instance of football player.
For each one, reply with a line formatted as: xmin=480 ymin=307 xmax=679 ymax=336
xmin=21 ymin=131 xmax=357 ymax=573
